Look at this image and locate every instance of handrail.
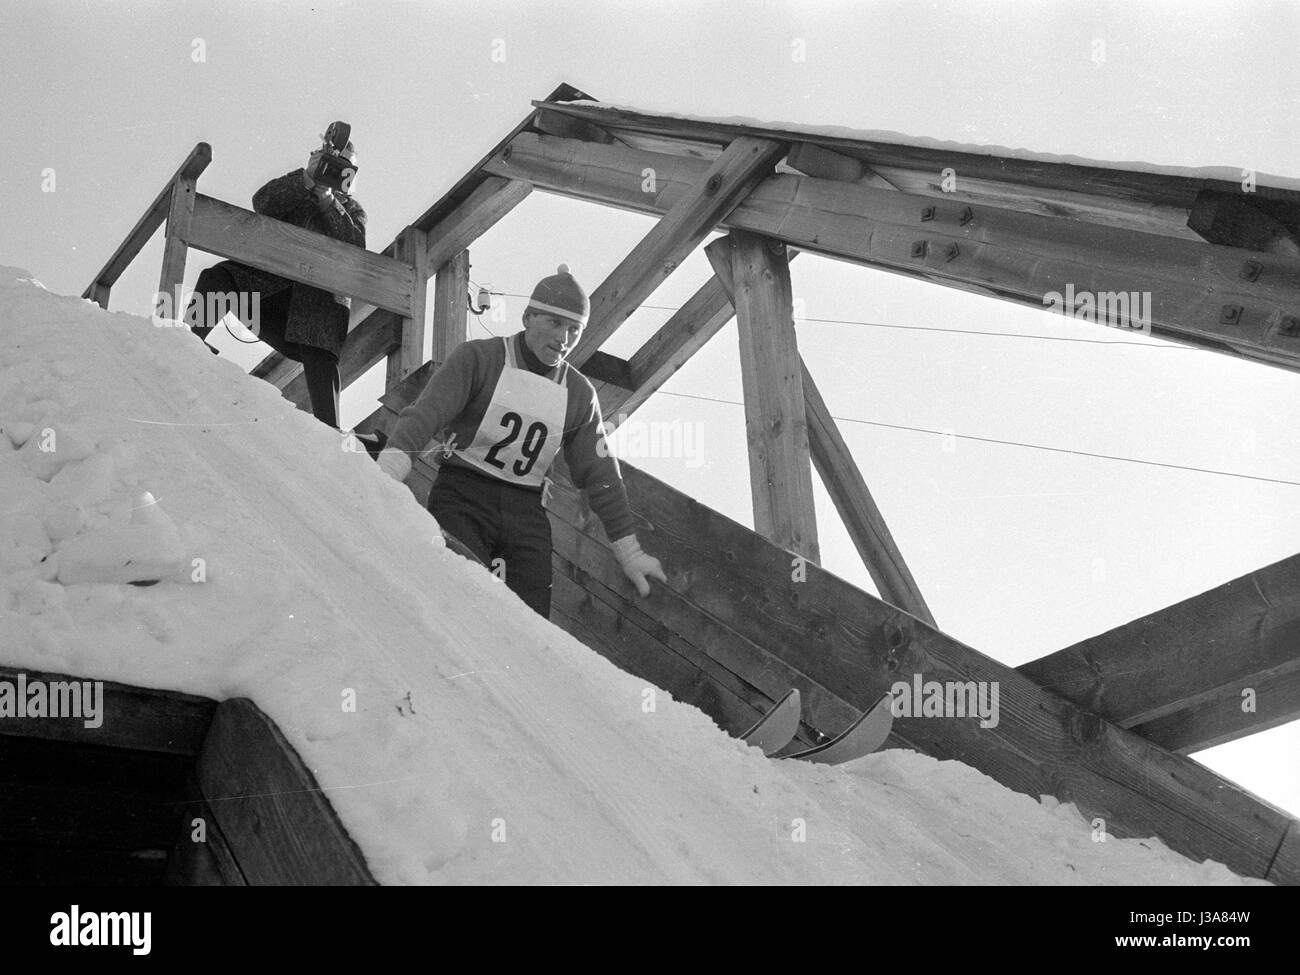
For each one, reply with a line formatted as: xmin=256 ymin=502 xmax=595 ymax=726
xmin=81 ymin=143 xmax=212 ymax=308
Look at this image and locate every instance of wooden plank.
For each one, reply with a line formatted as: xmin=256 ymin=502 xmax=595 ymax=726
xmin=580 ymin=350 xmax=635 ymax=392
xmin=0 ymin=664 xmax=215 ymax=755
xmin=486 ymin=133 xmax=1300 ymax=373
xmin=535 ymin=98 xmax=1300 ymax=210
xmin=163 ymin=794 xmax=247 ymax=885
xmin=1188 ymin=189 xmax=1300 ymax=256
xmin=425 ymin=177 xmax=533 ymax=271
xmin=608 ymin=275 xmax=737 ymax=423
xmin=186 ymin=194 xmax=416 ymax=317
xmin=408 ymin=82 xmax=590 ymax=237
xmin=786 ymin=141 xmax=866 ymax=183
xmin=535 ymin=108 xmax=617 ymax=144
xmin=1133 ymin=666 xmax=1300 ymax=754
xmin=1268 ymin=819 xmax=1300 ymax=885
xmin=431 ymin=250 xmax=471 ymax=367
xmin=546 ymin=478 xmax=854 ymax=741
xmin=83 ymin=142 xmax=212 ymax=304
xmin=708 ymin=232 xmax=819 ymax=562
xmin=256 ymin=177 xmax=530 ymax=400
xmin=1020 ymin=552 xmax=1300 ymax=749
xmin=196 ymin=698 xmax=376 ymax=885
xmin=567 ymin=135 xmax=788 ymax=368
xmin=388 ymin=226 xmax=431 ymax=390
xmin=801 ymin=360 xmax=935 ymax=625
xmin=156 ymin=174 xmax=196 ymax=320
xmin=607 ymin=459 xmax=1299 ymax=883
xmin=550 ymin=563 xmax=765 ymax=739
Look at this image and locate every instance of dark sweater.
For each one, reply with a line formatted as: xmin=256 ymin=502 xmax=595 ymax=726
xmin=388 ymin=332 xmax=636 ymax=541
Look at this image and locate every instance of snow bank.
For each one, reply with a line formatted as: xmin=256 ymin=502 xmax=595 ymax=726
xmin=0 ymin=267 xmax=1266 ymax=884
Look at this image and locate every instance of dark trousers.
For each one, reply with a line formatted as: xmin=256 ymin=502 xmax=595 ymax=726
xmin=428 ymin=465 xmax=554 ymax=618
xmin=187 ymin=264 xmax=342 ymax=429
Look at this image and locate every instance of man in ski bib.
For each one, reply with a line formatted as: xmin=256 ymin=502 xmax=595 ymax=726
xmin=376 ymin=265 xmax=666 ymax=617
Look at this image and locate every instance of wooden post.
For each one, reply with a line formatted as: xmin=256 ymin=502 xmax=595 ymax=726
xmin=431 ymin=250 xmax=471 ymax=369
xmin=156 ymin=175 xmax=196 ymax=322
xmin=710 ymin=231 xmax=819 ymax=563
xmin=388 ymin=226 xmax=431 ymax=390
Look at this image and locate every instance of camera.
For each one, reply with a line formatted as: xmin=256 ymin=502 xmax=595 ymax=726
xmin=308 ymin=121 xmax=357 ymax=193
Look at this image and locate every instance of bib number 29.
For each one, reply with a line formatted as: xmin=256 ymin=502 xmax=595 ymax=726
xmin=484 ymin=412 xmax=548 ymax=476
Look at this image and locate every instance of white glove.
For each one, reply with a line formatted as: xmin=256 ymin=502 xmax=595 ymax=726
xmin=377 ymin=446 xmax=412 ymax=483
xmin=610 ymin=535 xmax=666 ymax=597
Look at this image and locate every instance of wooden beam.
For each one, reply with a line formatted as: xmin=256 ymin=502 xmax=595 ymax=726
xmin=425 ymin=177 xmax=532 ymax=270
xmin=533 ymin=98 xmax=1300 ymax=211
xmin=388 ymin=227 xmax=431 ymax=389
xmin=83 ymin=142 xmax=212 ymax=306
xmin=0 ymin=665 xmax=215 ymax=756
xmin=255 ymin=176 xmax=531 ymax=401
xmin=708 ymin=231 xmax=819 ymax=563
xmin=156 ymin=174 xmax=196 ymax=320
xmin=546 ymin=476 xmax=856 ymax=743
xmin=567 ymin=135 xmax=787 ymax=368
xmin=196 ymin=698 xmax=376 ymax=885
xmin=534 ymin=108 xmax=617 ymax=144
xmin=1133 ymin=666 xmax=1300 ymax=755
xmin=800 ymin=362 xmax=935 ymax=625
xmin=430 ymin=250 xmax=470 ymax=368
xmin=1019 ymin=552 xmax=1300 ymax=753
xmin=607 ymin=459 xmax=1300 ymax=884
xmin=485 ymin=133 xmax=1300 ymax=374
xmin=1188 ymin=189 xmax=1300 ymax=257
xmin=186 ymin=194 xmax=416 ymax=317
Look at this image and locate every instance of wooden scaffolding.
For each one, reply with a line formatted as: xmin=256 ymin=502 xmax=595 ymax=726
xmin=78 ymin=83 xmax=1300 ymax=884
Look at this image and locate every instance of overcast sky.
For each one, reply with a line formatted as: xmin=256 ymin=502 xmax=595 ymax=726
xmin=2 ymin=0 xmax=1298 ymax=817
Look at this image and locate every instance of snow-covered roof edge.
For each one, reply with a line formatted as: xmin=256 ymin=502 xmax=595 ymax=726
xmin=556 ymin=99 xmax=1300 ymax=194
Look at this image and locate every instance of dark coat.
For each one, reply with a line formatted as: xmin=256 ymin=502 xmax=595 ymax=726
xmin=219 ymin=169 xmax=367 ymax=356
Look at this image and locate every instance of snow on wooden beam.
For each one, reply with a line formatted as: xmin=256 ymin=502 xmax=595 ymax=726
xmin=597 ymin=460 xmax=1299 ymax=884
xmin=1019 ymin=552 xmax=1300 ymax=754
xmin=707 ymin=232 xmax=819 ymax=563
xmin=566 ymin=136 xmax=787 ymax=369
xmin=485 ymin=133 xmax=1300 ymax=373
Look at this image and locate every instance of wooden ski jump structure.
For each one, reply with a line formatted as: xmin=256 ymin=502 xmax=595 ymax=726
xmin=22 ymin=82 xmax=1296 ymax=884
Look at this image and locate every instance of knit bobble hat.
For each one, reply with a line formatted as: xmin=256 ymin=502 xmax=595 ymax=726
xmin=526 ymin=264 xmax=589 ymax=326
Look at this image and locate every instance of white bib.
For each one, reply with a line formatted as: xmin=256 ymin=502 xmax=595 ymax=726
xmin=454 ymin=337 xmax=567 ymax=488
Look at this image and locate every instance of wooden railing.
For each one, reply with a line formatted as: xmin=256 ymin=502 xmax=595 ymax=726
xmin=83 ymin=143 xmax=427 ymax=402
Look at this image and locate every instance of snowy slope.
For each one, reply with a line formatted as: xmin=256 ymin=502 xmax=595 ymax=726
xmin=0 ymin=267 xmax=1266 ymax=885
